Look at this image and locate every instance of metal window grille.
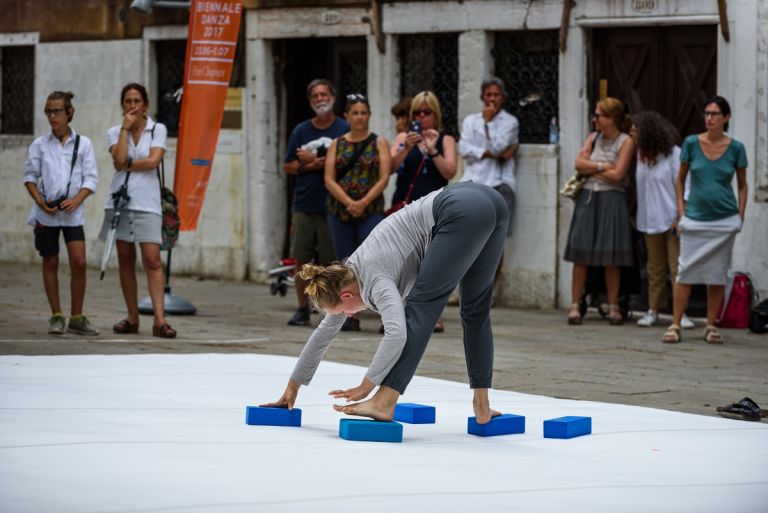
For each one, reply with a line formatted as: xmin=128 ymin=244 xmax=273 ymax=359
xmin=399 ymin=34 xmax=459 ymax=136
xmin=493 ymin=30 xmax=559 ymax=144
xmin=1 ymin=45 xmax=34 ymax=135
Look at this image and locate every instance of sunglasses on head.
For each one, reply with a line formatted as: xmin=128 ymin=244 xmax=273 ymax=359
xmin=346 ymin=93 xmax=368 ymax=103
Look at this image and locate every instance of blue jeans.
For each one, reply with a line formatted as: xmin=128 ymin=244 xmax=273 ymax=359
xmin=326 ymin=212 xmax=384 ymax=260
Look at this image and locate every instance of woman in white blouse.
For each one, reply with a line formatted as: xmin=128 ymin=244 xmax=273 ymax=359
xmin=632 ymin=111 xmax=693 ymax=329
xmin=23 ymin=91 xmax=99 ymax=336
xmin=99 ymin=83 xmax=176 ymax=338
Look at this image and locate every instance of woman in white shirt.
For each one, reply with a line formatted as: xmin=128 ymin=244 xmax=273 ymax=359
xmin=632 ymin=111 xmax=693 ymax=329
xmin=99 ymin=83 xmax=176 ymax=338
xmin=23 ymin=91 xmax=99 ymax=336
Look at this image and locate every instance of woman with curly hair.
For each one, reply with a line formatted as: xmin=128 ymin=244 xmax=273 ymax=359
xmin=632 ymin=111 xmax=693 ymax=329
xmin=262 ymin=182 xmax=509 ymax=424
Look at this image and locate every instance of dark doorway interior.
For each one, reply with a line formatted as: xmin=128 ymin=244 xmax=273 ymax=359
xmin=591 ymin=25 xmax=718 ymax=317
xmin=278 ymin=37 xmax=367 ymax=258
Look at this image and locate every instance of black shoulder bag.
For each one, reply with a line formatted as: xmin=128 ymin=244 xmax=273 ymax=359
xmin=336 ymin=133 xmax=377 ymax=181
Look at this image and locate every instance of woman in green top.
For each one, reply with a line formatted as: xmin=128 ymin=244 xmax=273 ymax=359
xmin=663 ymin=96 xmax=748 ymax=344
xmin=324 ymin=94 xmax=391 ymax=331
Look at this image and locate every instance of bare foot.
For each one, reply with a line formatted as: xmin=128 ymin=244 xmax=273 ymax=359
xmin=333 ymin=398 xmax=396 ymax=421
xmin=473 ymin=391 xmax=501 ymax=424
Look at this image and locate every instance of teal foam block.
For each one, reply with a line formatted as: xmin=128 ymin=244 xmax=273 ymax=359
xmin=467 ymin=414 xmax=525 ymax=437
xmin=339 ymin=418 xmax=403 ymax=443
xmin=394 ymin=403 xmax=436 ymax=424
xmin=543 ymin=416 xmax=592 ymax=439
xmin=245 ymin=406 xmax=302 ymax=427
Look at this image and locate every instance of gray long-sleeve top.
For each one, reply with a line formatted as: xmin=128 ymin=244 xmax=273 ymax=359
xmin=289 ymin=189 xmax=439 ymax=386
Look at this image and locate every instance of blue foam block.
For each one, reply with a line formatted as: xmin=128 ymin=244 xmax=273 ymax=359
xmin=467 ymin=414 xmax=525 ymax=437
xmin=339 ymin=419 xmax=403 ymax=443
xmin=393 ymin=403 xmax=436 ymax=424
xmin=543 ymin=416 xmax=592 ymax=439
xmin=245 ymin=406 xmax=301 ymax=427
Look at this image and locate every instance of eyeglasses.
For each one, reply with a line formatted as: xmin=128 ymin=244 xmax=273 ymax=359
xmin=346 ymin=93 xmax=367 ymax=102
xmin=414 ymin=109 xmax=433 ymax=117
xmin=703 ymin=111 xmax=723 ymax=118
xmin=44 ymin=108 xmax=66 ymax=117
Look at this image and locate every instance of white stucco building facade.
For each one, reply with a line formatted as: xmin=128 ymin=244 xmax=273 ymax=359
xmin=1 ymin=0 xmax=766 ymax=307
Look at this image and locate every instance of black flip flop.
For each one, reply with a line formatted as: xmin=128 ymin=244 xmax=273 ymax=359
xmin=716 ymin=397 xmax=766 ymax=422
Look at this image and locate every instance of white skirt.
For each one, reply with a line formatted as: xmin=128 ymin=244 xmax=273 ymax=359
xmin=676 ymin=214 xmax=741 ymax=285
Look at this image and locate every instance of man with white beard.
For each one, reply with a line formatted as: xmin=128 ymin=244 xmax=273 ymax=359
xmin=284 ymin=79 xmax=350 ymax=326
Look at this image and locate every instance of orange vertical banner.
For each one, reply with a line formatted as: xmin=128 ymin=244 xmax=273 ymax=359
xmin=175 ymin=0 xmax=244 ymax=230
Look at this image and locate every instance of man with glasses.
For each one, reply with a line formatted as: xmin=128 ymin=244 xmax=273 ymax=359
xmin=458 ymin=77 xmax=519 ymax=292
xmin=284 ymin=79 xmax=350 ymax=326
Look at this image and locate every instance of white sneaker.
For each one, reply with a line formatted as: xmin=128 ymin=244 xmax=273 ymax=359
xmin=680 ymin=313 xmax=695 ymax=330
xmin=636 ymin=310 xmax=658 ymax=327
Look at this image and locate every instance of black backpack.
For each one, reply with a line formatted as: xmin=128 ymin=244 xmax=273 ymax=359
xmin=749 ymin=297 xmax=768 ymax=334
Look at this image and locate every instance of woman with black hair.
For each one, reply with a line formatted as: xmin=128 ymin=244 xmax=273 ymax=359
xmin=662 ymin=96 xmax=748 ymax=344
xmin=323 ymin=94 xmax=391 ymax=331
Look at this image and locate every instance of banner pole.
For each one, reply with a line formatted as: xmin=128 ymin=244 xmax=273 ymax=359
xmin=138 ymin=248 xmax=197 ymax=315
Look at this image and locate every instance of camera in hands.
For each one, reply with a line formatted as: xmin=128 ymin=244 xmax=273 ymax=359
xmin=410 ymin=120 xmax=423 ymax=134
xmin=45 ymin=196 xmax=67 ymax=210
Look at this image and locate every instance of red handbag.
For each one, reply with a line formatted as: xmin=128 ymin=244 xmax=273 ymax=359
xmin=384 ymin=155 xmax=427 ymax=216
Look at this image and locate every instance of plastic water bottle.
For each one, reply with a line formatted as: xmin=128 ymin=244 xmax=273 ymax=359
xmin=549 ymin=116 xmax=559 ymax=144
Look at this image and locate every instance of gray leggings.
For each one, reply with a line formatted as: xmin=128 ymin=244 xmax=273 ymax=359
xmin=381 ymin=182 xmax=509 ymax=393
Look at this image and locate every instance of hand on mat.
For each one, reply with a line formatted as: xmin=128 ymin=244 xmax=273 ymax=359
xmin=329 ymin=378 xmax=375 ymax=402
xmin=261 ymin=379 xmax=301 ymax=410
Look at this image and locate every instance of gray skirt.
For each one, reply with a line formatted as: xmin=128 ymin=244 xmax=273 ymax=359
xmin=564 ymin=189 xmax=634 ymax=266
xmin=99 ymin=209 xmax=162 ymax=245
xmin=677 ymin=214 xmax=740 ymax=285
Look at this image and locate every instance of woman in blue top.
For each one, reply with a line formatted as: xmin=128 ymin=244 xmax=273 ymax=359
xmin=662 ymin=96 xmax=748 ymax=344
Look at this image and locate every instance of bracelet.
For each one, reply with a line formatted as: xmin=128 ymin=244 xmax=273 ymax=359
xmin=597 ymin=161 xmax=603 ymax=172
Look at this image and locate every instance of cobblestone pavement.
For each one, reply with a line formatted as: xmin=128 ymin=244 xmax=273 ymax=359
xmin=1 ymin=261 xmax=765 ymax=418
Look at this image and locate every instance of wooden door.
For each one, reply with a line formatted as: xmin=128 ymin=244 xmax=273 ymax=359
xmin=592 ymin=25 xmax=717 ymax=138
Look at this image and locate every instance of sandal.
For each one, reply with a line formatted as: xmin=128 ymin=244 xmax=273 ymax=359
xmin=607 ymin=304 xmax=624 ymax=325
xmin=113 ymin=319 xmax=139 ymax=334
xmin=567 ymin=303 xmax=583 ymax=325
xmin=662 ymin=324 xmax=681 ymax=344
xmin=704 ymin=324 xmax=724 ymax=344
xmin=152 ymin=323 xmax=177 ymax=339
xmin=716 ymin=397 xmax=765 ymax=422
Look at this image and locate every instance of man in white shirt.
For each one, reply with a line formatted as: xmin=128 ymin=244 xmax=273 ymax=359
xmin=459 ymin=77 xmax=519 ymax=290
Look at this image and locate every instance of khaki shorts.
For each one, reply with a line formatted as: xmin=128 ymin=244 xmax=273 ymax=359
xmin=290 ymin=211 xmax=335 ymax=264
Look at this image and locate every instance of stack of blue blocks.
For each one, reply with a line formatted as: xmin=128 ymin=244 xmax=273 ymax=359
xmin=393 ymin=403 xmax=436 ymax=424
xmin=245 ymin=406 xmax=302 ymax=427
xmin=467 ymin=413 xmax=525 ymax=437
xmin=543 ymin=416 xmax=591 ymax=439
xmin=339 ymin=419 xmax=403 ymax=443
